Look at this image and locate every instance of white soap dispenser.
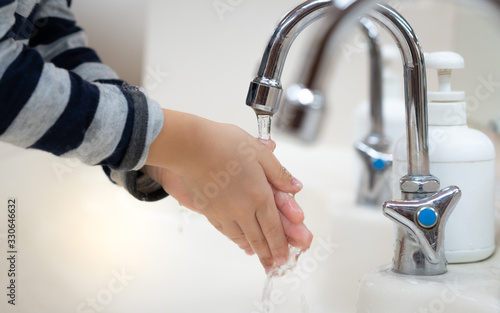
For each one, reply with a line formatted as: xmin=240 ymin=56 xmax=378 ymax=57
xmin=392 ymin=51 xmax=496 ymax=263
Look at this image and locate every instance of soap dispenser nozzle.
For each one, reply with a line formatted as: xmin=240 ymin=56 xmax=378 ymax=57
xmin=426 ymin=51 xmax=465 ymax=102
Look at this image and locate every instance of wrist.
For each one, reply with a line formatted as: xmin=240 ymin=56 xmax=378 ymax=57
xmin=145 ymin=109 xmax=205 ymax=172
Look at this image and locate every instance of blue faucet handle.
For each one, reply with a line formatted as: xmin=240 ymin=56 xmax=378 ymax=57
xmin=354 ymin=140 xmax=393 ymax=172
xmin=354 ymin=138 xmax=393 ymax=205
xmin=382 ymin=186 xmax=461 ymax=265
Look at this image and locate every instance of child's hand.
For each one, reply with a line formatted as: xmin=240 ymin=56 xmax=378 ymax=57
xmin=272 ymin=188 xmax=313 ymax=251
xmin=257 ymin=138 xmax=313 ymax=250
xmin=145 ymin=109 xmax=308 ymax=271
xmin=143 ymin=166 xmax=313 ymax=253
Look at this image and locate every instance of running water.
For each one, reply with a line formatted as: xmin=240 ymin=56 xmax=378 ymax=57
xmin=261 ymin=246 xmax=304 ymax=313
xmin=257 ymin=115 xmax=272 ymax=140
xmin=257 ymin=114 xmax=308 ymax=313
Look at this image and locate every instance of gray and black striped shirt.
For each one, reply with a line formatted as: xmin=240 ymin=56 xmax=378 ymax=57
xmin=0 ymin=0 xmax=166 ymax=200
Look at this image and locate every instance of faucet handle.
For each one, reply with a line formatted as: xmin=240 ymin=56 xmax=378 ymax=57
xmin=354 ymin=135 xmax=393 ymax=205
xmin=382 ymin=186 xmax=461 ymax=274
xmin=354 ymin=138 xmax=392 ymax=173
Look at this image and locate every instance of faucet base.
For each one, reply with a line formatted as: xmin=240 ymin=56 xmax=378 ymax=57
xmin=392 ymin=226 xmax=447 ymax=276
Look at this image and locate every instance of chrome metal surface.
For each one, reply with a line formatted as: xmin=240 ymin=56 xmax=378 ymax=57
xmin=383 ymin=186 xmax=462 ymax=275
xmin=291 ymin=3 xmax=433 ymax=180
xmin=367 ymin=5 xmax=430 ymax=178
xmin=354 ymin=17 xmax=393 ymax=206
xmin=246 ymin=0 xmax=500 ymax=118
xmin=360 ymin=17 xmax=383 ymax=136
xmin=354 ymin=136 xmax=393 ymax=205
xmin=246 ymin=0 xmax=500 ymax=275
xmin=276 ymin=84 xmax=325 ymax=141
xmin=246 ymin=0 xmax=334 ymax=116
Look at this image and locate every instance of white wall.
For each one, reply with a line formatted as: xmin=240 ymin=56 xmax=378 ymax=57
xmin=454 ymin=3 xmax=500 ymax=128
xmin=141 ymin=0 xmax=462 ymax=146
xmin=71 ymin=0 xmax=147 ymax=86
xmin=71 ymin=0 xmax=500 ymax=146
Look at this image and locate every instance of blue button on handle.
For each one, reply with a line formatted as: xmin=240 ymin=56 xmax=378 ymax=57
xmin=372 ymin=158 xmax=386 ymax=171
xmin=417 ymin=207 xmax=438 ymax=228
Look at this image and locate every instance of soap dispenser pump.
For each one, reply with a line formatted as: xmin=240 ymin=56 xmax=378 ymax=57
xmin=392 ymin=51 xmax=496 ymax=263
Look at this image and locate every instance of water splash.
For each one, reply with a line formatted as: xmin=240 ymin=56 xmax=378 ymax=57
xmin=261 ymin=246 xmax=303 ymax=313
xmin=257 ymin=115 xmax=272 ymax=140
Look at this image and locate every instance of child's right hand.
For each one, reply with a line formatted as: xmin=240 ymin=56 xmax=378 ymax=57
xmin=145 ymin=109 xmax=311 ymax=272
xmin=143 ymin=166 xmax=313 ymax=254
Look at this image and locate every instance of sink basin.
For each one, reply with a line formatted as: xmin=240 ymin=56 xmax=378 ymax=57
xmin=0 ymin=140 xmax=498 ymax=313
xmin=272 ymin=141 xmax=395 ymax=313
xmin=355 ymin=202 xmax=500 ymax=313
xmin=0 ymin=141 xmax=358 ymax=313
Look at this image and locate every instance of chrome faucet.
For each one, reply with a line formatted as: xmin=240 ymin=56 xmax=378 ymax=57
xmin=367 ymin=4 xmax=461 ymax=275
xmin=246 ymin=0 xmax=332 ymax=116
xmin=244 ymin=0 xmax=500 ymax=275
xmin=353 ymin=17 xmax=393 ymax=206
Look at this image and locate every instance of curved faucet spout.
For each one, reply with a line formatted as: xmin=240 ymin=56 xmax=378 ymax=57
xmin=354 ymin=17 xmax=393 ymax=206
xmin=367 ymin=4 xmax=430 ymax=180
xmin=286 ymin=3 xmax=431 ymax=179
xmin=246 ymin=0 xmax=334 ymax=115
xmin=246 ymin=0 xmax=381 ymax=115
xmin=247 ymin=0 xmax=500 ymax=165
xmin=255 ymin=0 xmax=333 ymax=82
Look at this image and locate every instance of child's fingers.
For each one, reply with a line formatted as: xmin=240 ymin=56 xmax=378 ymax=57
xmin=279 ymin=211 xmax=313 ymax=250
xmin=258 ymin=152 xmax=303 ymax=195
xmin=273 ymin=187 xmax=304 ymax=224
xmin=238 ymin=215 xmax=275 ymax=272
xmin=207 ymin=217 xmax=254 ymax=254
xmin=255 ymin=199 xmax=290 ymax=269
xmin=238 ymin=199 xmax=289 ymax=272
xmin=223 ymin=221 xmax=254 ymax=253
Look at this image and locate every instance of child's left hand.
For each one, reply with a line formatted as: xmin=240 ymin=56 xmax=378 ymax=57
xmin=142 ymin=165 xmax=313 ymax=253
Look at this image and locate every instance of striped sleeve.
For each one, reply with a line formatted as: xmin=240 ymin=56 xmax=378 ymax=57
xmin=30 ymin=0 xmax=118 ymax=82
xmin=0 ymin=2 xmax=165 ymax=180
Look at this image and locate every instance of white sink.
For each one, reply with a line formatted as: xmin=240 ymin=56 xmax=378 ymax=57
xmin=357 ymin=254 xmax=500 ymax=313
xmin=0 ymin=141 xmax=498 ymax=313
xmin=355 ymin=208 xmax=500 ymax=313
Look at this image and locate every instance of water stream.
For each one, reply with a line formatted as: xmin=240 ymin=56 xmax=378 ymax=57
xmin=257 ymin=115 xmax=272 ymax=140
xmin=257 ymin=114 xmax=308 ymax=313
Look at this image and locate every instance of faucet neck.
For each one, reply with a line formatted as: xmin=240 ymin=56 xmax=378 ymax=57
xmin=256 ymin=0 xmax=333 ymax=83
xmin=360 ymin=17 xmax=384 ymax=136
xmin=246 ymin=0 xmax=380 ymax=116
xmin=366 ymin=5 xmax=431 ymax=178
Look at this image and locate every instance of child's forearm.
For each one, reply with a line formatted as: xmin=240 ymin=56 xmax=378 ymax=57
xmin=146 ymin=109 xmax=204 ymax=171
